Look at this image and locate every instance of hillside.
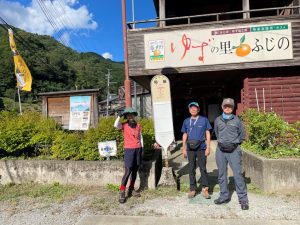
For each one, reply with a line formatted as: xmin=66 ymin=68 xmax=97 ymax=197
xmin=0 ymin=27 xmax=124 ymax=104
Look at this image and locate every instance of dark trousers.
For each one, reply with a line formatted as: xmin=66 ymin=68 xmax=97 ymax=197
xmin=215 ymin=146 xmax=249 ymax=204
xmin=121 ymin=165 xmax=139 ymax=189
xmin=187 ymin=149 xmax=209 ymax=191
xmin=120 ymin=148 xmax=142 ymax=190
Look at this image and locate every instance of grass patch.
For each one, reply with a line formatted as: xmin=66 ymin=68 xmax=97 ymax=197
xmin=124 ymin=186 xmax=183 ymax=208
xmin=106 ymin=183 xmax=119 ymax=192
xmin=90 ymin=185 xmax=184 ymax=212
xmin=247 ymin=183 xmax=263 ymax=194
xmin=0 ymin=182 xmax=82 ymax=203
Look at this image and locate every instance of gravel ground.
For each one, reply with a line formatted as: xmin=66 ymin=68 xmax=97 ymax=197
xmin=0 ymin=196 xmax=94 ymax=225
xmin=127 ymin=192 xmax=300 ymax=220
xmin=0 ymin=190 xmax=299 ymax=225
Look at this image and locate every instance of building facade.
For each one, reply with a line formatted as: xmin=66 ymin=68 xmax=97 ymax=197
xmin=127 ymin=0 xmax=300 ymax=139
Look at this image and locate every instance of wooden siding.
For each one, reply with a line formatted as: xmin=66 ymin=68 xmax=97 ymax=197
xmin=128 ymin=16 xmax=300 ymax=77
xmin=47 ymin=97 xmax=70 ymax=127
xmin=241 ymin=76 xmax=300 ymax=123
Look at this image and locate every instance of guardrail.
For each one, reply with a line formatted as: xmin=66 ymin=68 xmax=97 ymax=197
xmin=127 ymin=5 xmax=300 ymax=29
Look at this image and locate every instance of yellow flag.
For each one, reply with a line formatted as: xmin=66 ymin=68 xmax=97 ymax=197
xmin=8 ymin=29 xmax=32 ymax=92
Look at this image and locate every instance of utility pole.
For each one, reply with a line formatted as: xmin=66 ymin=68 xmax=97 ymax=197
xmin=131 ymin=0 xmax=137 ymax=111
xmin=122 ymin=0 xmax=132 ymax=107
xmin=106 ymin=69 xmax=112 ymax=117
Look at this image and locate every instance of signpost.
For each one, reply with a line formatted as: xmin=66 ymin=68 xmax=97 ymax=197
xmin=98 ymin=140 xmax=117 ymax=161
xmin=150 ymin=74 xmax=174 ymax=167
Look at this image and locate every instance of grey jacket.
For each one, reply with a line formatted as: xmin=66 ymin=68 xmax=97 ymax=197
xmin=214 ymin=115 xmax=245 ymax=144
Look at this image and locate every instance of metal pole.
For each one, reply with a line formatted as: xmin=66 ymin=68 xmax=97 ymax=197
xmin=106 ymin=69 xmax=112 ymax=117
xmin=159 ymin=0 xmax=166 ymax=27
xmin=122 ymin=0 xmax=132 ymax=107
xmin=263 ymin=88 xmax=265 ymax=112
xmin=255 ymin=88 xmax=259 ymax=112
xmin=131 ymin=0 xmax=137 ymax=110
xmin=17 ymin=88 xmax=22 ymax=115
xmin=131 ymin=0 xmax=135 ymax=29
xmin=243 ymin=0 xmax=250 ymax=19
xmin=134 ymin=81 xmax=137 ymax=110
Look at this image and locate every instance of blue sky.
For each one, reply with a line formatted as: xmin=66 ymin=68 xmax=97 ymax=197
xmin=0 ymin=0 xmax=157 ymax=61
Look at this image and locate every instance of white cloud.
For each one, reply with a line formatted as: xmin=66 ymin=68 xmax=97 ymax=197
xmin=0 ymin=0 xmax=97 ymax=44
xmin=102 ymin=52 xmax=113 ymax=60
xmin=60 ymin=31 xmax=71 ymax=46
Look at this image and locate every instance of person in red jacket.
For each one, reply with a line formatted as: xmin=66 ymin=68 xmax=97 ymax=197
xmin=114 ymin=107 xmax=143 ymax=203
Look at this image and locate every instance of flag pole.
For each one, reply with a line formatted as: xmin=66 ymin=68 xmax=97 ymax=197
xmin=17 ymin=87 xmax=22 ymax=115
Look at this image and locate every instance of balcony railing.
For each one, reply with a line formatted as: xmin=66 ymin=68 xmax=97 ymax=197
xmin=127 ymin=5 xmax=300 ymax=30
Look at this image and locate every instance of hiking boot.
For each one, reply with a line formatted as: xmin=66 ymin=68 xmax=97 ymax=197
xmin=119 ymin=190 xmax=126 ymax=203
xmin=127 ymin=188 xmax=141 ymax=198
xmin=241 ymin=203 xmax=249 ymax=210
xmin=188 ymin=190 xmax=196 ymax=198
xmin=201 ymin=187 xmax=211 ymax=199
xmin=214 ymin=198 xmax=230 ymax=205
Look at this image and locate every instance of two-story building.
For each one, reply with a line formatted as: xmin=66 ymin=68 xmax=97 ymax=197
xmin=126 ymin=0 xmax=300 ymax=139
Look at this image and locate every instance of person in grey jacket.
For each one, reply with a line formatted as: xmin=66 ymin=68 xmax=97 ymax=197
xmin=214 ymin=98 xmax=249 ymax=210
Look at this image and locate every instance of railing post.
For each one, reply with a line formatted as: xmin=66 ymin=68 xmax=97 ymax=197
xmin=159 ymin=0 xmax=166 ymax=27
xmin=216 ymin=14 xmax=219 ymax=21
xmin=187 ymin=17 xmax=190 ymax=25
xmin=243 ymin=0 xmax=250 ymax=19
xmin=293 ymin=1 xmax=300 ymax=15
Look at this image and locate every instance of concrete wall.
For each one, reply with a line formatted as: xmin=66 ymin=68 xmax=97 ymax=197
xmin=242 ymin=150 xmax=300 ymax=192
xmin=0 ymin=159 xmax=161 ymax=190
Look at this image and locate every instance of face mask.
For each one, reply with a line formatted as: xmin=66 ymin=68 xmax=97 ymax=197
xmin=222 ymin=112 xmax=233 ymax=120
xmin=128 ymin=119 xmax=137 ymax=128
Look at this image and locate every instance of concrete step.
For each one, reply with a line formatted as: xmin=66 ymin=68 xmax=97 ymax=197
xmin=76 ymin=215 xmax=300 ymax=225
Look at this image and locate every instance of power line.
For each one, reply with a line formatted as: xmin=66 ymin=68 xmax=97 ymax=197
xmin=47 ymin=0 xmax=71 ymax=46
xmin=1 ymin=17 xmax=38 ymax=48
xmin=0 ymin=18 xmax=64 ymax=76
xmin=36 ymin=0 xmax=69 ymax=46
xmin=42 ymin=0 xmax=73 ymax=47
xmin=56 ymin=0 xmax=89 ymax=51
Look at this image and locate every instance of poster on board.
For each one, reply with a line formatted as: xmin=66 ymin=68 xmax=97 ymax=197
xmin=69 ymin=96 xmax=91 ymax=130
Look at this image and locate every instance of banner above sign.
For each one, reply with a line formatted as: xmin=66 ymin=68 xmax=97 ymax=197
xmin=144 ymin=22 xmax=293 ymax=69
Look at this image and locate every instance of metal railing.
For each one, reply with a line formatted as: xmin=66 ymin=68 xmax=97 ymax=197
xmin=127 ymin=5 xmax=300 ymax=29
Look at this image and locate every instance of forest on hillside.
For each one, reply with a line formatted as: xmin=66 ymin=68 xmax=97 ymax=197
xmin=0 ymin=27 xmax=124 ymax=107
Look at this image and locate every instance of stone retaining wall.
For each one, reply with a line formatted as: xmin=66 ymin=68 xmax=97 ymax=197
xmin=0 ymin=157 xmax=162 ymax=190
xmin=242 ymin=150 xmax=300 ymax=192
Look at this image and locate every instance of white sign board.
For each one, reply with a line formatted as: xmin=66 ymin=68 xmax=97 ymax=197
xmin=69 ymin=96 xmax=91 ymax=130
xmin=98 ymin=140 xmax=117 ymax=157
xmin=151 ymin=74 xmax=174 ymax=157
xmin=144 ymin=22 xmax=293 ymax=69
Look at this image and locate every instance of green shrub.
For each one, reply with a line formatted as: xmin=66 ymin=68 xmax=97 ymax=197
xmin=0 ymin=111 xmax=40 ymax=156
xmin=29 ymin=116 xmax=62 ymax=157
xmin=78 ymin=117 xmax=123 ymax=160
xmin=51 ymin=132 xmax=83 ymax=160
xmin=0 ymin=111 xmax=156 ymax=161
xmin=0 ymin=111 xmax=62 ymax=157
xmin=241 ymin=109 xmax=300 ymax=158
xmin=139 ymin=118 xmax=155 ymax=160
